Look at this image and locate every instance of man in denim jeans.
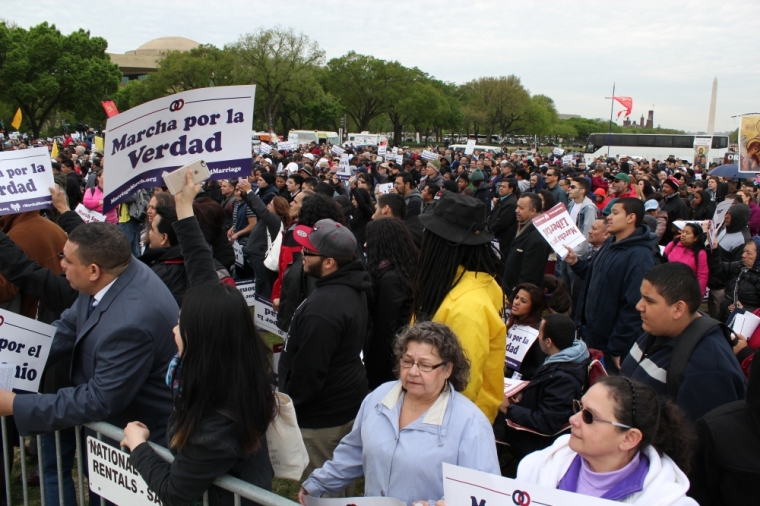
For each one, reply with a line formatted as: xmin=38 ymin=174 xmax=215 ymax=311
xmin=116 ymin=189 xmax=148 ymax=257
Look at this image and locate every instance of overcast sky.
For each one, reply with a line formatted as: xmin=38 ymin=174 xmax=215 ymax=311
xmin=9 ymin=0 xmax=757 ymax=133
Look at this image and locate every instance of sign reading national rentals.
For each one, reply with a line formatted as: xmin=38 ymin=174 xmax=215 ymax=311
xmin=87 ymin=437 xmax=161 ymax=506
xmin=103 ymin=85 xmax=256 ymax=212
xmin=0 ymin=147 xmax=55 ymax=216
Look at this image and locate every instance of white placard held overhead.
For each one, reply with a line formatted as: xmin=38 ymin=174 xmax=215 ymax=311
xmin=331 ymin=145 xmax=345 ymax=156
xmin=532 ymin=203 xmax=587 ymax=259
xmin=464 ymin=139 xmax=476 ymax=155
xmin=277 ymin=141 xmax=296 ymax=151
xmin=505 ymin=324 xmax=540 ymax=371
xmin=0 ymin=147 xmax=55 ymax=216
xmin=377 ymin=145 xmax=387 ymax=156
xmin=443 ymin=463 xmax=618 ymax=506
xmin=74 ymin=204 xmax=106 ymax=223
xmin=337 ymin=154 xmax=351 ymax=180
xmin=0 ymin=308 xmax=56 ymax=393
xmin=421 ymin=150 xmax=439 ymax=161
xmin=103 ymin=85 xmax=255 ymax=212
xmin=377 ymin=183 xmax=394 ymax=195
xmin=553 ymin=147 xmax=565 ymax=156
xmin=713 ymin=200 xmax=733 ymax=229
xmin=259 ymin=143 xmax=272 ymax=155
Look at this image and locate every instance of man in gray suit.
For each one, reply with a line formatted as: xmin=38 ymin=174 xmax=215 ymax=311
xmin=0 ymin=222 xmax=178 ymax=445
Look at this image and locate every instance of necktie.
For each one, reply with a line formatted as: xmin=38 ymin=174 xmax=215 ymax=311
xmin=87 ymin=297 xmax=97 ymax=318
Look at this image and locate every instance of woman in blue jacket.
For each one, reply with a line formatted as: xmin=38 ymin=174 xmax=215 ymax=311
xmin=298 ymin=322 xmax=499 ymax=506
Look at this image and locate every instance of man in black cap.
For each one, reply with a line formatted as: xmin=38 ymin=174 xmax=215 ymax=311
xmin=660 ymin=176 xmax=689 ymax=246
xmin=278 ymin=219 xmax=371 ymax=485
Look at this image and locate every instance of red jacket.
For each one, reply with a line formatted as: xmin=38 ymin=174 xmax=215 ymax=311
xmin=591 ymin=175 xmax=609 ymax=194
xmin=271 ymin=222 xmax=299 ymax=301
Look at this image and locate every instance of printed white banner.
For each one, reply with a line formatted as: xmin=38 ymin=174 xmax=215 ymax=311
xmin=553 ymin=147 xmax=565 ymax=156
xmin=74 ymin=204 xmax=106 ymax=223
xmin=0 ymin=147 xmax=55 ymax=216
xmin=254 ymin=295 xmax=287 ymax=339
xmin=377 ymin=145 xmax=387 ymax=156
xmin=236 ymin=279 xmax=256 ymax=306
xmin=0 ymin=308 xmax=55 ymax=392
xmin=87 ymin=437 xmax=162 ymax=506
xmin=337 ymin=154 xmax=352 ymax=180
xmin=532 ymin=203 xmax=587 ymax=259
xmin=443 ymin=462 xmax=618 ymax=506
xmin=305 ymin=497 xmax=403 ymax=506
xmin=278 ymin=141 xmax=296 ymax=151
xmin=505 ymin=324 xmax=540 ymax=371
xmin=465 ymin=139 xmax=476 ymax=155
xmin=562 ymin=155 xmax=573 ymax=164
xmin=103 ymin=85 xmax=255 ymax=212
xmin=259 ymin=143 xmax=272 ymax=155
xmin=421 ymin=150 xmax=439 ymax=161
xmin=331 ymin=145 xmax=345 ymax=156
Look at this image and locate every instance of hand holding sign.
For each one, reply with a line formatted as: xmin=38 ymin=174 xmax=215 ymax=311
xmin=174 ymin=170 xmax=202 ymax=220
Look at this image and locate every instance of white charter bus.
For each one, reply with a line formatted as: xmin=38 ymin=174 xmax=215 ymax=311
xmin=584 ymin=133 xmax=729 ymax=166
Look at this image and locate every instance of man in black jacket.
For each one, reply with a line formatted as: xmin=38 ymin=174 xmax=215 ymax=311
xmin=60 ymin=158 xmax=82 ymax=210
xmin=503 ymin=193 xmax=549 ymax=295
xmin=278 ymin=219 xmax=370 ymax=484
xmin=501 ymin=314 xmax=589 ymax=461
xmin=488 ymin=178 xmax=519 ymax=258
xmin=659 ymin=176 xmax=689 ymax=246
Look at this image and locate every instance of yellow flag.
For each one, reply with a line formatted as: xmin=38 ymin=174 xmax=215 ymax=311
xmin=11 ymin=108 xmax=22 ymax=130
xmin=51 ymin=140 xmax=59 ymax=158
xmin=94 ymin=136 xmax=104 ymax=151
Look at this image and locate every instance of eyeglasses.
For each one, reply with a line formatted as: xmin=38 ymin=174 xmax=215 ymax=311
xmin=301 ymin=248 xmax=324 ymax=258
xmin=399 ymin=358 xmax=447 ymax=373
xmin=573 ymin=400 xmax=631 ymax=429
xmin=569 ymin=185 xmax=579 ymax=189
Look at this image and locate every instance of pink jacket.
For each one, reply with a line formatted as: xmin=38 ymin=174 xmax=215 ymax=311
xmin=82 ymin=186 xmax=118 ymax=224
xmin=664 ymin=241 xmax=708 ymax=297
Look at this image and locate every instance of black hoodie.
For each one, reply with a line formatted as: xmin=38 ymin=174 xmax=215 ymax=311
xmin=278 ymin=260 xmax=371 ymax=428
xmin=689 ymin=348 xmax=758 ymax=505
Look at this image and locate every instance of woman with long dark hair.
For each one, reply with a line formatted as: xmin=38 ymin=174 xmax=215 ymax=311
xmin=363 ymin=218 xmax=419 ymax=389
xmin=664 ymin=223 xmax=708 ymax=297
xmin=506 ymin=283 xmax=547 ymax=381
xmin=415 ymin=192 xmax=505 ymax=423
xmin=121 ymin=172 xmax=277 ymax=506
xmin=691 ymin=190 xmax=716 ymax=221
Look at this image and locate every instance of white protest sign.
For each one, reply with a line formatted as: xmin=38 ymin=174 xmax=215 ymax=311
xmin=533 ymin=203 xmax=587 ymax=259
xmin=254 ymin=295 xmax=287 ymax=339
xmin=8 ymin=133 xmax=18 ymax=140
xmin=331 ymin=145 xmax=345 ymax=156
xmin=74 ymin=204 xmax=106 ymax=223
xmin=252 ymin=144 xmax=260 ymax=154
xmin=259 ymin=143 xmax=272 ymax=155
xmin=0 ymin=147 xmax=55 ymax=216
xmin=375 ymin=155 xmax=383 ymax=162
xmin=103 ymin=85 xmax=255 ymax=212
xmin=278 ymin=141 xmax=296 ymax=151
xmin=87 ymin=437 xmax=162 ymax=506
xmin=465 ymin=139 xmax=476 ymax=155
xmin=553 ymin=147 xmax=564 ymax=156
xmin=233 ymin=241 xmax=245 ymax=267
xmin=337 ymin=154 xmax=352 ymax=181
xmin=305 ymin=497 xmax=403 ymax=506
xmin=236 ymin=279 xmax=256 ymax=306
xmin=288 ymin=132 xmax=298 ymax=145
xmin=421 ymin=150 xmax=439 ymax=161
xmin=505 ymin=324 xmax=540 ymax=371
xmin=392 ymin=147 xmax=398 ymax=154
xmin=713 ymin=199 xmax=732 ymax=229
xmin=377 ymin=145 xmax=387 ymax=156
xmin=562 ymin=154 xmax=573 ymax=164
xmin=394 ymin=154 xmax=404 ymax=165
xmin=377 ymin=183 xmax=394 ymax=195
xmin=443 ymin=462 xmax=618 ymax=506
xmin=0 ymin=308 xmax=55 ymax=393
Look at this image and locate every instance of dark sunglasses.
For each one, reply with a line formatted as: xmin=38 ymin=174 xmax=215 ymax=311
xmin=301 ymin=248 xmax=324 ymax=258
xmin=573 ymin=400 xmax=631 ymax=429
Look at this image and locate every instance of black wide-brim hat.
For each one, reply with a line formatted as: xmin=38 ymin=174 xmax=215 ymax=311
xmin=418 ymin=192 xmax=494 ymax=246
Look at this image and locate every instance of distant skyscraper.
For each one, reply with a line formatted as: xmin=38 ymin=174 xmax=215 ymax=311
xmin=707 ymin=77 xmax=718 ymax=135
xmin=646 ymin=110 xmax=654 ymax=129
xmin=640 ymin=115 xmax=645 ymax=128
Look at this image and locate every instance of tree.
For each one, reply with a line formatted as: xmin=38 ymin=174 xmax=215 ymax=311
xmin=0 ymin=22 xmax=121 ymax=137
xmin=228 ymin=27 xmax=325 ymax=131
xmin=461 ymin=76 xmax=532 ymax=139
xmin=522 ymin=94 xmax=559 ymax=137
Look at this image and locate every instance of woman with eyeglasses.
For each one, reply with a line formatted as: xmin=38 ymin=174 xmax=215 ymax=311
xmin=517 ymin=376 xmax=697 ymax=505
xmin=298 ymin=322 xmax=499 ymax=506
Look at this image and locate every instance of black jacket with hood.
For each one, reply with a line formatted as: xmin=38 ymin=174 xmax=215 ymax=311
xmin=708 ymin=204 xmax=751 ymax=290
xmin=689 ymin=348 xmax=760 ymax=506
xmin=277 ymin=260 xmax=371 ymax=428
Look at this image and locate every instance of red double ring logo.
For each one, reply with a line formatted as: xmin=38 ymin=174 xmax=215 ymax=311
xmin=169 ymin=99 xmax=184 ymax=112
xmin=512 ymin=490 xmax=531 ymax=506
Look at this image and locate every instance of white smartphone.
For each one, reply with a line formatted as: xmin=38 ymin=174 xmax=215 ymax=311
xmin=162 ymin=160 xmax=210 ymax=195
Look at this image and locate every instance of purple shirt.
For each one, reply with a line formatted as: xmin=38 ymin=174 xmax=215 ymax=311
xmin=558 ymin=451 xmax=649 ymax=501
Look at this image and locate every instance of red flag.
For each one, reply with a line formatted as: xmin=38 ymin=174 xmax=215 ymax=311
xmin=613 ymin=96 xmax=633 ymax=118
xmin=101 ymin=100 xmax=119 ymax=118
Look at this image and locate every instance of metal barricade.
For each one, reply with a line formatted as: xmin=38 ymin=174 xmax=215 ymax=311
xmin=3 ymin=417 xmax=299 ymax=506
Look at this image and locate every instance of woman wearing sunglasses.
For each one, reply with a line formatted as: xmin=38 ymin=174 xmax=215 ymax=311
xmin=516 ymin=376 xmax=697 ymax=505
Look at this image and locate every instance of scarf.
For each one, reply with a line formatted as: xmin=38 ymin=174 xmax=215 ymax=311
xmin=166 ymin=353 xmax=182 ymax=396
xmin=544 ymin=339 xmax=590 ymax=366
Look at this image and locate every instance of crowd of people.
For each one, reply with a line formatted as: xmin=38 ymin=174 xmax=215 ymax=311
xmin=0 ymin=132 xmax=757 ymax=506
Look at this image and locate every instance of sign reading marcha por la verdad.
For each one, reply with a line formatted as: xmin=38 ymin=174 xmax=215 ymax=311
xmin=103 ymin=85 xmax=255 ymax=212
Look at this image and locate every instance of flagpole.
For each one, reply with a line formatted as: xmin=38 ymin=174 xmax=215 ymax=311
xmin=607 ymin=82 xmax=615 ymax=158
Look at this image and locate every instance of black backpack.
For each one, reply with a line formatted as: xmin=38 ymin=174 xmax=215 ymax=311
xmin=667 ymin=314 xmax=736 ymax=400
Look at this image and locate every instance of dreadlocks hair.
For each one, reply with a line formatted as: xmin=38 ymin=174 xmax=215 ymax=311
xmin=365 ymin=218 xmax=419 ymax=291
xmin=412 ymin=230 xmax=503 ymax=322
